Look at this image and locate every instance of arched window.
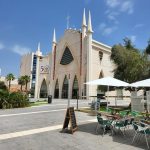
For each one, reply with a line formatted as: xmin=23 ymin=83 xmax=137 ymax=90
xmin=60 ymin=47 xmax=74 ymax=65
xmin=72 ymin=76 xmax=79 ymax=99
xmin=40 ymin=79 xmax=48 ymax=98
xmin=99 ymin=51 xmax=103 ymax=62
xmin=54 ymin=79 xmax=59 ymax=98
xmin=99 ymin=71 xmax=103 ymax=79
xmin=62 ymin=75 xmax=69 ymax=98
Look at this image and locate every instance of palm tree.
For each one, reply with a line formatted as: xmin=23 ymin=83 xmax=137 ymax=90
xmin=6 ymin=73 xmax=15 ymax=91
xmin=23 ymin=75 xmax=30 ymax=91
xmin=18 ymin=76 xmax=25 ymax=91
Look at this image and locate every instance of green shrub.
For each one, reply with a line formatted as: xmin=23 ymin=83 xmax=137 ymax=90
xmin=0 ymin=91 xmax=29 ymax=109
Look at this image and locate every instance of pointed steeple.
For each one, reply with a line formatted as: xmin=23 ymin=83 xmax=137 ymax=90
xmin=53 ymin=28 xmax=56 ymax=43
xmin=82 ymin=8 xmax=87 ymax=27
xmin=88 ymin=11 xmax=93 ymax=33
xmin=37 ymin=42 xmax=40 ymax=52
xmin=36 ymin=42 xmax=42 ymax=56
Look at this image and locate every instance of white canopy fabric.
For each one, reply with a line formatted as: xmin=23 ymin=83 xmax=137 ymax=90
xmin=130 ymin=78 xmax=150 ymax=87
xmin=85 ymin=76 xmax=129 ymax=87
xmin=85 ymin=77 xmax=129 ymax=109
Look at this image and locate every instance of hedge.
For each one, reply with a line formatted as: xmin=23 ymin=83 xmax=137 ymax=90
xmin=0 ymin=90 xmax=29 ymax=109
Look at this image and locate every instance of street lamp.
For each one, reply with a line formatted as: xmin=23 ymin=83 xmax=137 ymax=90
xmin=67 ymin=74 xmax=70 ymax=108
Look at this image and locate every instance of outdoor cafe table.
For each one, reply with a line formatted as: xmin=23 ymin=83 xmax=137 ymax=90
xmin=108 ymin=106 xmax=124 ymax=114
xmin=104 ymin=114 xmax=121 ymax=120
xmin=141 ymin=112 xmax=150 ymax=116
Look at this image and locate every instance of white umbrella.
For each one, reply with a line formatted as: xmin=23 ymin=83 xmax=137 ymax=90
xmin=85 ymin=76 xmax=129 ymax=109
xmin=130 ymin=79 xmax=150 ymax=112
xmin=86 ymin=76 xmax=129 ymax=87
xmin=130 ymin=79 xmax=150 ymax=87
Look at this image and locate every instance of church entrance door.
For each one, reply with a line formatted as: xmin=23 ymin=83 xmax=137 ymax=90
xmin=54 ymin=79 xmax=59 ymax=98
xmin=62 ymin=76 xmax=68 ymax=99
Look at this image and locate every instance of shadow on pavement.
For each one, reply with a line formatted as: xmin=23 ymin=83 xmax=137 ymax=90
xmin=78 ymin=122 xmax=149 ymax=150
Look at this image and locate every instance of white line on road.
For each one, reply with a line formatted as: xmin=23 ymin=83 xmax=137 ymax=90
xmin=0 ymin=109 xmax=66 ymax=117
xmin=0 ymin=119 xmax=97 ymax=141
xmin=31 ymin=102 xmax=88 ymax=108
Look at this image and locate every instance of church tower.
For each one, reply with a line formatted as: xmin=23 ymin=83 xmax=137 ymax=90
xmin=81 ymin=8 xmax=87 ymax=97
xmin=50 ymin=29 xmax=57 ymax=97
xmin=86 ymin=11 xmax=93 ymax=98
xmin=82 ymin=8 xmax=87 ymax=39
xmin=34 ymin=42 xmax=42 ymax=99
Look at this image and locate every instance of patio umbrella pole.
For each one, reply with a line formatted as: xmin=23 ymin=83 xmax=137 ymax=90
xmin=107 ymin=86 xmax=109 ymax=111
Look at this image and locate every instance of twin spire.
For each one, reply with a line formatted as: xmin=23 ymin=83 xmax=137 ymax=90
xmin=82 ymin=8 xmax=86 ymax=27
xmin=37 ymin=42 xmax=40 ymax=52
xmin=52 ymin=9 xmax=93 ymax=44
xmin=82 ymin=9 xmax=93 ymax=33
xmin=53 ymin=28 xmax=56 ymax=43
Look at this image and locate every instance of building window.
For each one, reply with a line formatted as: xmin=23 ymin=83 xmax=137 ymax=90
xmin=61 ymin=75 xmax=69 ymax=98
xmin=40 ymin=79 xmax=48 ymax=98
xmin=72 ymin=76 xmax=79 ymax=99
xmin=99 ymin=51 xmax=103 ymax=62
xmin=54 ymin=79 xmax=59 ymax=98
xmin=60 ymin=47 xmax=74 ymax=65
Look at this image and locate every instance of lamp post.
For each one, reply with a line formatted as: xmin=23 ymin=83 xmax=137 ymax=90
xmin=76 ymin=90 xmax=79 ymax=110
xmin=67 ymin=74 xmax=70 ymax=108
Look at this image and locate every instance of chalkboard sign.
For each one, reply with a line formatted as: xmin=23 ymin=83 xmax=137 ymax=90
xmin=62 ymin=107 xmax=77 ymax=134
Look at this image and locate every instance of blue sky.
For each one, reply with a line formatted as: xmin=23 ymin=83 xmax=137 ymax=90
xmin=0 ymin=0 xmax=150 ymax=77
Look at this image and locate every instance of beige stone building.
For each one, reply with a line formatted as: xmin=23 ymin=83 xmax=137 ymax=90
xmin=20 ymin=44 xmax=50 ymax=98
xmin=20 ymin=10 xmax=115 ymax=100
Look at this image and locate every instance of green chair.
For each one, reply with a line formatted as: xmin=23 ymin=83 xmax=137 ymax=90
xmin=113 ymin=119 xmax=129 ymax=135
xmin=132 ymin=122 xmax=150 ymax=149
xmin=96 ymin=115 xmax=112 ymax=136
xmin=119 ymin=111 xmax=128 ymax=117
xmin=131 ymin=111 xmax=140 ymax=117
xmin=107 ymin=107 xmax=113 ymax=114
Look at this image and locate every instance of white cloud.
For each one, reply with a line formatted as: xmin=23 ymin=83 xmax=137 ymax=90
xmin=106 ymin=0 xmax=120 ymax=8
xmin=103 ymin=26 xmax=117 ymax=35
xmin=105 ymin=0 xmax=134 ymax=14
xmin=98 ymin=23 xmax=106 ymax=30
xmin=12 ymin=45 xmax=31 ymax=55
xmin=103 ymin=0 xmax=134 ymax=35
xmin=130 ymin=35 xmax=136 ymax=43
xmin=84 ymin=0 xmax=91 ymax=4
xmin=0 ymin=42 xmax=4 ymax=50
xmin=120 ymin=1 xmax=134 ymax=14
xmin=134 ymin=24 xmax=144 ymax=29
xmin=106 ymin=11 xmax=119 ymax=24
xmin=98 ymin=23 xmax=117 ymax=36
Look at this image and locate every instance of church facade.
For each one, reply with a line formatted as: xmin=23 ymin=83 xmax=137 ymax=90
xmin=20 ymin=10 xmax=115 ymax=100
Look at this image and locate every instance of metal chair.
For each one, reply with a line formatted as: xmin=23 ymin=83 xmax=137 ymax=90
xmin=132 ymin=121 xmax=150 ymax=149
xmin=96 ymin=115 xmax=112 ymax=136
xmin=113 ymin=119 xmax=129 ymax=135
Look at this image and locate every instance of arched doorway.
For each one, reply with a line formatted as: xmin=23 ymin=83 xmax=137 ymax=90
xmin=40 ymin=79 xmax=48 ymax=98
xmin=72 ymin=76 xmax=79 ymax=99
xmin=62 ymin=75 xmax=68 ymax=99
xmin=54 ymin=79 xmax=59 ymax=98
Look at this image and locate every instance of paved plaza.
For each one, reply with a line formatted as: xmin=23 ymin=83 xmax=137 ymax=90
xmin=0 ymin=99 xmax=149 ymax=150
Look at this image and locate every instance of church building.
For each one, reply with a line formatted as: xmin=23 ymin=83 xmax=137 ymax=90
xmin=20 ymin=10 xmax=115 ymax=100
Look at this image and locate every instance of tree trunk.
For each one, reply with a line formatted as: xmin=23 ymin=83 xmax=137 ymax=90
xmin=25 ymin=83 xmax=27 ymax=91
xmin=8 ymin=81 xmax=11 ymax=91
xmin=21 ymin=85 xmax=22 ymax=91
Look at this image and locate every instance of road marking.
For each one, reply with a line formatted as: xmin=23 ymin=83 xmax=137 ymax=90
xmin=0 ymin=119 xmax=96 ymax=141
xmin=31 ymin=102 xmax=88 ymax=108
xmin=0 ymin=109 xmax=66 ymax=117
